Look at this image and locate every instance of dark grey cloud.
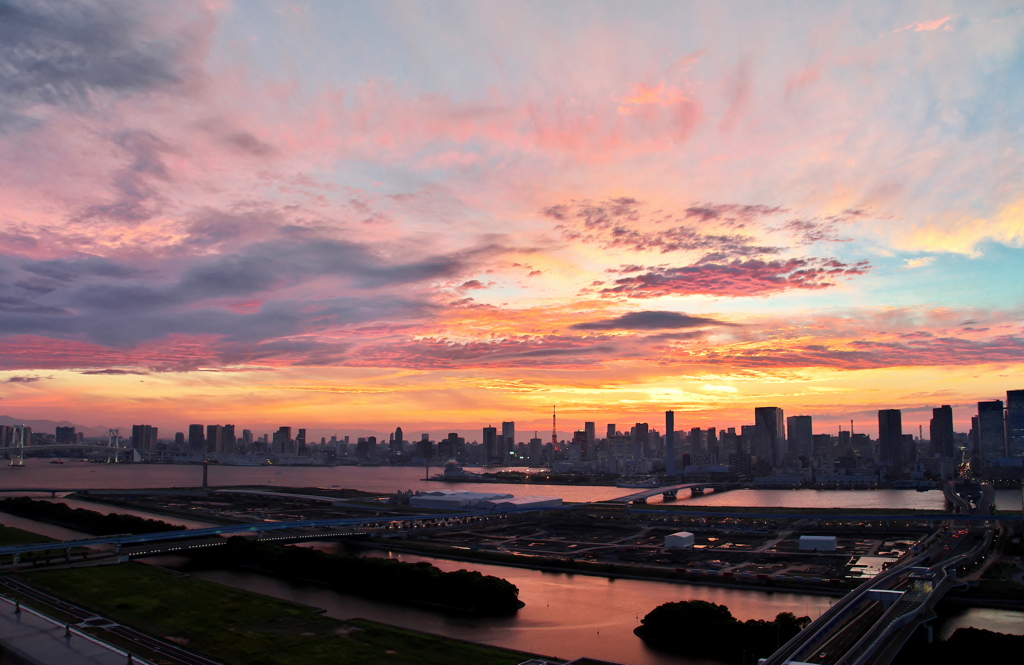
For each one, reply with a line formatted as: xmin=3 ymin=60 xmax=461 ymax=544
xmin=683 ymin=203 xmax=787 ymax=223
xmin=79 ymin=368 xmax=148 ymax=375
xmin=543 ymin=198 xmax=784 ymax=257
xmin=570 ymin=311 xmax=733 ymax=331
xmin=6 ymin=375 xmax=39 ymax=382
xmin=0 ymin=0 xmax=187 ymax=124
xmin=222 ymin=131 xmax=277 ymax=157
xmin=79 ymin=130 xmax=173 ymax=224
xmin=0 ymin=239 xmax=447 ymax=348
xmin=22 ymin=256 xmax=140 ymax=281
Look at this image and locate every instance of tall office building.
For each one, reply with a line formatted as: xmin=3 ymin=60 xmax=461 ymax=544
xmin=665 ymin=411 xmax=676 ymax=476
xmin=415 ymin=434 xmax=433 ymax=460
xmin=56 ymin=426 xmax=76 ymax=445
xmin=295 ymin=428 xmax=306 ymax=455
xmin=501 ymin=422 xmax=515 ymax=458
xmin=273 ymin=426 xmax=292 ymax=454
xmin=687 ymin=428 xmax=703 ymax=455
xmin=706 ymin=427 xmax=718 ymax=459
xmin=929 ymin=405 xmax=955 ymax=458
xmin=977 ymin=400 xmax=1006 ymax=460
xmin=241 ymin=429 xmax=253 ymax=453
xmin=720 ymin=427 xmax=738 ymax=456
xmin=188 ymin=424 xmax=205 ymax=453
xmin=206 ymin=425 xmax=222 ymax=454
xmin=606 ymin=424 xmax=616 ymax=439
xmin=786 ymin=415 xmax=813 ymax=459
xmin=878 ymin=409 xmax=903 ymax=469
xmin=222 ymin=424 xmax=236 ymax=454
xmin=1006 ymin=390 xmax=1024 ymax=458
xmin=631 ymin=423 xmax=649 ymax=460
xmin=131 ymin=425 xmax=157 ymax=450
xmin=573 ymin=426 xmax=590 ymax=460
xmin=754 ymin=407 xmax=786 ymax=466
xmin=584 ymin=422 xmax=595 ymax=460
xmin=570 ymin=430 xmax=587 ymax=462
xmin=174 ymin=432 xmax=185 ymax=448
xmin=482 ymin=426 xmax=498 ymax=463
xmin=529 ymin=435 xmax=543 ymax=464
xmin=390 ymin=427 xmax=403 ymax=456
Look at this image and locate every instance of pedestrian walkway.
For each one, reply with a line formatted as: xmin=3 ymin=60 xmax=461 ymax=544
xmin=0 ymin=596 xmax=147 ymax=665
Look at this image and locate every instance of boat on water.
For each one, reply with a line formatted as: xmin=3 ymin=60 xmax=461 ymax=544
xmin=430 ymin=458 xmax=491 ymax=482
xmin=49 ymin=460 xmax=64 ymax=465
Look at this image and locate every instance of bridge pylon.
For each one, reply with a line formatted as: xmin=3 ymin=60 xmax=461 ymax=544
xmin=8 ymin=427 xmax=26 ymax=467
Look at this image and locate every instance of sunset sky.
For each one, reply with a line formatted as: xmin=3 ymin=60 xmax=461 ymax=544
xmin=2 ymin=1 xmax=1023 ymax=440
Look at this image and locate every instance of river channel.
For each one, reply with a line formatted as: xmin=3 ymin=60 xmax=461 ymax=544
xmin=2 ymin=459 xmax=1023 ymax=511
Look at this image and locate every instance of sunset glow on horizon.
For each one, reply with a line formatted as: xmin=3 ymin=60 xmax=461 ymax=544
xmin=2 ymin=1 xmax=1024 ymax=439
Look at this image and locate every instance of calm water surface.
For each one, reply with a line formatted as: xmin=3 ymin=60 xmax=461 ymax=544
xmin=2 ymin=459 xmax=1021 ymax=511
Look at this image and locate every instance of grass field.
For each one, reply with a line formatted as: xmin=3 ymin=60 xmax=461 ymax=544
xmin=21 ymin=563 xmax=537 ymax=665
xmin=0 ymin=525 xmax=54 ymax=546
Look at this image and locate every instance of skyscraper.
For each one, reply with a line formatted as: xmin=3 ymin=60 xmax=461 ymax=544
xmin=606 ymin=424 xmax=616 ymax=439
xmin=501 ymin=422 xmax=515 ymax=458
xmin=222 ymin=424 xmax=236 ymax=454
xmin=1006 ymin=390 xmax=1024 ymax=458
xmin=529 ymin=435 xmax=542 ymax=464
xmin=483 ymin=426 xmax=498 ymax=463
xmin=929 ymin=405 xmax=955 ymax=458
xmin=131 ymin=425 xmax=157 ymax=450
xmin=689 ymin=428 xmax=704 ymax=455
xmin=415 ymin=434 xmax=433 ymax=460
xmin=206 ymin=425 xmax=222 ymax=454
xmin=665 ymin=411 xmax=676 ymax=476
xmin=878 ymin=409 xmax=903 ymax=469
xmin=188 ymin=424 xmax=205 ymax=453
xmin=390 ymin=427 xmax=403 ymax=457
xmin=631 ymin=423 xmax=649 ymax=460
xmin=296 ymin=428 xmax=306 ymax=455
xmin=584 ymin=422 xmax=595 ymax=460
xmin=56 ymin=426 xmax=76 ymax=446
xmin=977 ymin=400 xmax=1006 ymax=460
xmin=786 ymin=415 xmax=813 ymax=459
xmin=754 ymin=407 xmax=786 ymax=466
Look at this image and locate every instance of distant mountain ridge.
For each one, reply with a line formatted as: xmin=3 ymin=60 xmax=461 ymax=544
xmin=0 ymin=416 xmax=112 ymax=438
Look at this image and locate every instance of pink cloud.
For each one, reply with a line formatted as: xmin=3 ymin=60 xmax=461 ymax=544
xmin=893 ymin=16 xmax=953 ymax=34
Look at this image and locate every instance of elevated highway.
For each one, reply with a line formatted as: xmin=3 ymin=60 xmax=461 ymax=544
xmin=760 ymin=482 xmax=996 ymax=665
xmin=0 ymin=510 xmax=518 ymax=561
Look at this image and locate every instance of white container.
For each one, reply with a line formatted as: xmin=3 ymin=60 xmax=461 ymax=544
xmin=799 ymin=535 xmax=838 ymax=551
xmin=664 ymin=531 xmax=695 ymax=548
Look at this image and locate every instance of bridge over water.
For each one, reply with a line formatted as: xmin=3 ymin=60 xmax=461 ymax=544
xmin=610 ymin=482 xmax=738 ymax=503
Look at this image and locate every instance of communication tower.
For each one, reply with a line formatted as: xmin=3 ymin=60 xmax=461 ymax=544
xmin=551 ymin=406 xmax=558 ymax=448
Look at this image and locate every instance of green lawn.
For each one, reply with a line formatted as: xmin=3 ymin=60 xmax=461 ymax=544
xmin=0 ymin=525 xmax=54 ymax=546
xmin=20 ymin=564 xmax=536 ymax=665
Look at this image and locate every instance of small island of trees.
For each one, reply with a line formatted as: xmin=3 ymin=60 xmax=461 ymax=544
xmin=0 ymin=497 xmax=185 ymax=536
xmin=194 ymin=537 xmax=524 ymax=616
xmin=634 ymin=599 xmax=810 ymax=663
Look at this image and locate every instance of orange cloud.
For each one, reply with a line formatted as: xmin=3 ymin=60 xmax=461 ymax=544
xmin=893 ymin=16 xmax=953 ymax=33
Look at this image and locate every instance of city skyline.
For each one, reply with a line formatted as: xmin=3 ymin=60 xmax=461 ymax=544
xmin=2 ymin=2 xmax=1024 ymax=436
